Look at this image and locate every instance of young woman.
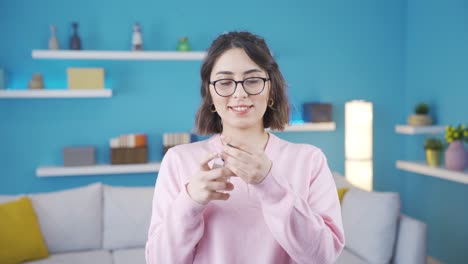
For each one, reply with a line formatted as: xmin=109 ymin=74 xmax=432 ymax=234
xmin=145 ymin=31 xmax=344 ymax=264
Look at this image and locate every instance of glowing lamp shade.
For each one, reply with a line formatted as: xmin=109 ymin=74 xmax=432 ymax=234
xmin=345 ymin=100 xmax=373 ymax=191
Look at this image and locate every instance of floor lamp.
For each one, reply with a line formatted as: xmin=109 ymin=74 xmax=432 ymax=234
xmin=345 ymin=100 xmax=373 ymax=191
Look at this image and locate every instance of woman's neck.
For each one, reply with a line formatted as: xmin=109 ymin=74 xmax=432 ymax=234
xmin=221 ymin=126 xmax=269 ymax=151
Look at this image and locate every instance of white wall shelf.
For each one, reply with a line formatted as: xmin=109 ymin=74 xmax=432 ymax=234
xmin=395 ymin=125 xmax=445 ymax=135
xmin=282 ymin=122 xmax=336 ymax=132
xmin=396 ymin=160 xmax=468 ymax=184
xmin=32 ymin=50 xmax=207 ymax=61
xmin=36 ymin=161 xmax=161 ymax=177
xmin=0 ymin=90 xmax=112 ymax=98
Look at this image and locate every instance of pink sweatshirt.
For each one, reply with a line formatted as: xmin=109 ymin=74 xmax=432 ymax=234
xmin=145 ymin=133 xmax=344 ymax=264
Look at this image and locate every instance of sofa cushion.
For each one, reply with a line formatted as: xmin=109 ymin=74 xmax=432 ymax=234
xmin=103 ymin=185 xmax=154 ymax=250
xmin=341 ymin=187 xmax=400 ymax=264
xmin=335 ymin=248 xmax=368 ymax=264
xmin=29 ymin=183 xmax=103 ymax=254
xmin=23 ymin=250 xmax=112 ymax=264
xmin=0 ymin=184 xmax=103 ymax=254
xmin=0 ymin=197 xmax=49 ymax=263
xmin=112 ymin=248 xmax=146 ymax=264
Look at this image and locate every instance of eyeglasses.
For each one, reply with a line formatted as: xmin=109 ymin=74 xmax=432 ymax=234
xmin=210 ymin=77 xmax=270 ymax=97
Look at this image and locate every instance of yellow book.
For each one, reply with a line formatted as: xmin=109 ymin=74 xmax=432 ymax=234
xmin=67 ymin=68 xmax=104 ymax=89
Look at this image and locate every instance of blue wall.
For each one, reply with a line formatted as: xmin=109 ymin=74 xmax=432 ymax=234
xmin=403 ymin=1 xmax=468 ymax=263
xmin=21 ymin=0 xmax=468 ymax=260
xmin=0 ymin=0 xmax=405 ymax=194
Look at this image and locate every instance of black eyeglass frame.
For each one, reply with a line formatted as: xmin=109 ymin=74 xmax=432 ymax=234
xmin=209 ymin=77 xmax=271 ymax=97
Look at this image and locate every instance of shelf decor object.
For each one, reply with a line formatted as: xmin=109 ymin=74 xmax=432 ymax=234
xmin=423 ymin=138 xmax=444 ymax=167
xmin=28 ymin=74 xmax=44 ymax=89
xmin=67 ymin=68 xmax=104 ymax=89
xmin=132 ymin=23 xmax=143 ymax=51
xmin=0 ymin=68 xmax=5 ymax=90
xmin=345 ymin=100 xmax=373 ymax=191
xmin=407 ymin=102 xmax=432 ymax=126
xmin=444 ymin=124 xmax=468 ymax=171
xmin=49 ymin=24 xmax=59 ymax=50
xmin=32 ymin=50 xmax=207 ymax=61
xmin=176 ymin=37 xmax=191 ymax=51
xmin=302 ymin=103 xmax=333 ymax=123
xmin=69 ymin=22 xmax=81 ymax=50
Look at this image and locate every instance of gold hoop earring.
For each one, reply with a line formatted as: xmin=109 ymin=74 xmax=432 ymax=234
xmin=268 ymin=98 xmax=274 ymax=108
xmin=210 ymin=104 xmax=217 ymax=113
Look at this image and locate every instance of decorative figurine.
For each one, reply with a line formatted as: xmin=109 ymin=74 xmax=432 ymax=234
xmin=0 ymin=68 xmax=5 ymax=90
xmin=132 ymin=23 xmax=143 ymax=51
xmin=176 ymin=37 xmax=191 ymax=51
xmin=28 ymin=74 xmax=45 ymax=89
xmin=69 ymin=22 xmax=81 ymax=50
xmin=48 ymin=24 xmax=60 ymax=50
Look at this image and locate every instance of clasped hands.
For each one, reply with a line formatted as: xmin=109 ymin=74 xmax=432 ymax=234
xmin=187 ymin=135 xmax=272 ymax=205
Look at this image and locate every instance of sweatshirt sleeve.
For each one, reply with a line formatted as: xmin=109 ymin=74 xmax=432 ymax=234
xmin=251 ymin=149 xmax=345 ymax=264
xmin=145 ymin=149 xmax=207 ymax=264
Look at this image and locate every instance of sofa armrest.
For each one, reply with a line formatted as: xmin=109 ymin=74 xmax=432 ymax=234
xmin=393 ymin=214 xmax=427 ymax=264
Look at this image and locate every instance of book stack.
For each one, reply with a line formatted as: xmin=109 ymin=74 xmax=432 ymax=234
xmin=110 ymin=134 xmax=147 ymax=164
xmin=163 ymin=133 xmax=192 ymax=155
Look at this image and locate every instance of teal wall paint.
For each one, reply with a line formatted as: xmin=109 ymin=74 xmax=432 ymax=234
xmin=404 ymin=1 xmax=468 ymax=263
xmin=0 ymin=0 xmax=405 ymax=194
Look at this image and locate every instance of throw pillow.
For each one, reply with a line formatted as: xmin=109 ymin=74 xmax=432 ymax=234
xmin=0 ymin=197 xmax=49 ymax=263
xmin=337 ymin=187 xmax=349 ymax=204
xmin=30 ymin=183 xmax=103 ymax=254
xmin=341 ymin=188 xmax=400 ymax=264
xmin=102 ymin=185 xmax=154 ymax=250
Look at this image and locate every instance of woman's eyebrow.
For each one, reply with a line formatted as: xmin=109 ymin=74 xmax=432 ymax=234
xmin=243 ymin=69 xmax=262 ymax=75
xmin=216 ymin=71 xmax=234 ymax=75
xmin=215 ymin=69 xmax=262 ymax=75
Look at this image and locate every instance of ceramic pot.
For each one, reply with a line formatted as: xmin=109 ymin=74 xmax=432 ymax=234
xmin=426 ymin=150 xmax=442 ymax=167
xmin=407 ymin=114 xmax=432 ymax=126
xmin=445 ymin=140 xmax=467 ymax=171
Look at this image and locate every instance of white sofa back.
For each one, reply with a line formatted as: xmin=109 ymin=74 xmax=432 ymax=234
xmin=0 ymin=183 xmax=103 ymax=253
xmin=0 ymin=183 xmax=154 ymax=254
xmin=333 ymin=172 xmax=401 ymax=263
xmin=102 ymin=185 xmax=154 ymax=250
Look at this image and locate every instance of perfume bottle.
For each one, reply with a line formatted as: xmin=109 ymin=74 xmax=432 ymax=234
xmin=132 ymin=23 xmax=143 ymax=51
xmin=69 ymin=22 xmax=81 ymax=50
xmin=48 ymin=24 xmax=59 ymax=50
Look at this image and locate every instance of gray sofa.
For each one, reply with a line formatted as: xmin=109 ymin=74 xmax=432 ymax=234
xmin=0 ymin=173 xmax=427 ymax=264
xmin=0 ymin=183 xmax=151 ymax=264
xmin=333 ymin=172 xmax=427 ymax=264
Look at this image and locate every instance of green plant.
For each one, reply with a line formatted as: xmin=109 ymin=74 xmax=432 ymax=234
xmin=424 ymin=137 xmax=445 ymax=151
xmin=445 ymin=124 xmax=468 ymax=143
xmin=414 ymin=103 xmax=429 ymax=115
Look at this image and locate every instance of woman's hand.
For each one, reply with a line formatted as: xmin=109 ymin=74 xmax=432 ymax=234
xmin=187 ymin=152 xmax=235 ymax=205
xmin=220 ymin=135 xmax=272 ymax=185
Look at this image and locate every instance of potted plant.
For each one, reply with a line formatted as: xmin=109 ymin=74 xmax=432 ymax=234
xmin=444 ymin=124 xmax=468 ymax=171
xmin=407 ymin=102 xmax=432 ymax=126
xmin=424 ymin=137 xmax=444 ymax=167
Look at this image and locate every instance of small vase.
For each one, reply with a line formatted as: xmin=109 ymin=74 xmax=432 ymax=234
xmin=426 ymin=150 xmax=442 ymax=167
xmin=70 ymin=22 xmax=81 ymax=50
xmin=445 ymin=140 xmax=467 ymax=171
xmin=177 ymin=37 xmax=191 ymax=52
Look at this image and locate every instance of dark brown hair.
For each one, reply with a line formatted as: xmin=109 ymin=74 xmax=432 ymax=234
xmin=195 ymin=31 xmax=290 ymax=135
